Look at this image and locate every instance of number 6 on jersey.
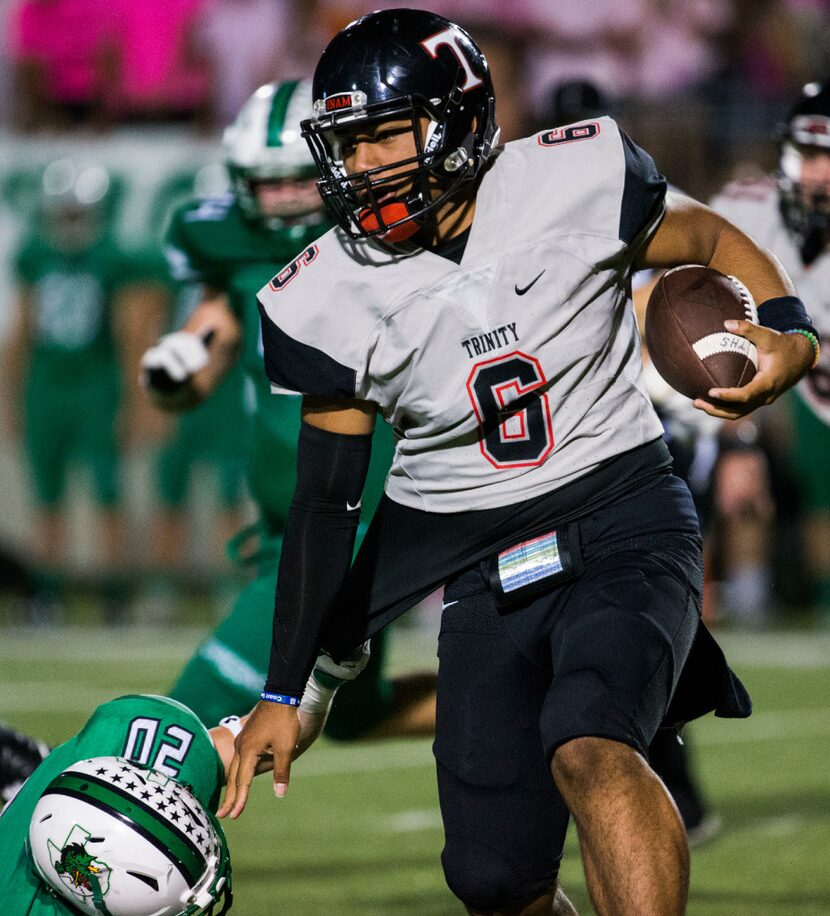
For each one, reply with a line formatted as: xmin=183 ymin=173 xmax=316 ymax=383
xmin=466 ymin=351 xmax=554 ymax=468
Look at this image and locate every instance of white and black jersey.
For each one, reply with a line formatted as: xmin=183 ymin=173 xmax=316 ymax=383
xmin=259 ymin=118 xmax=667 ymax=513
xmin=711 ymin=177 xmax=830 ymax=426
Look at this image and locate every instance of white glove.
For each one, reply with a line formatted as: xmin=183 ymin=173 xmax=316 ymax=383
xmin=141 ymin=331 xmax=210 ymax=392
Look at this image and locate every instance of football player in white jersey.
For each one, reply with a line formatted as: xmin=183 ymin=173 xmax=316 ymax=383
xmin=710 ymin=80 xmax=830 ymax=620
xmin=222 ymin=10 xmax=816 ymax=916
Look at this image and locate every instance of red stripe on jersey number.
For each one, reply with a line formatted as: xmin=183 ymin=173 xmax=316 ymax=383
xmin=268 ymin=244 xmax=319 ymax=291
xmin=466 ymin=351 xmax=554 ymax=468
xmin=537 ymin=122 xmax=600 ymax=147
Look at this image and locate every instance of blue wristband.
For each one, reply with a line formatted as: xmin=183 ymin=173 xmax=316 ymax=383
xmin=260 ymin=692 xmax=301 ymax=707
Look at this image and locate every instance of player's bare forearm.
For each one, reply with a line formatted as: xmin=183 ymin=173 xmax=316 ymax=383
xmin=2 ymin=290 xmax=34 ymax=437
xmin=636 ymin=191 xmax=795 ymax=306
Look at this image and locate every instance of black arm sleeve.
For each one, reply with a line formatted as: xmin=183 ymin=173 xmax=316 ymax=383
xmin=264 ymin=421 xmax=373 ymax=697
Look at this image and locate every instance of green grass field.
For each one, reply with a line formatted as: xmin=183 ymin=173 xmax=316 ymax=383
xmin=2 ymin=625 xmax=829 ymax=915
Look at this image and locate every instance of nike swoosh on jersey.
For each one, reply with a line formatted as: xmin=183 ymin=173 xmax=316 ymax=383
xmin=346 ymin=500 xmax=362 ymax=511
xmin=515 ymin=269 xmax=546 ymax=296
xmin=441 ymin=600 xmax=459 ymax=609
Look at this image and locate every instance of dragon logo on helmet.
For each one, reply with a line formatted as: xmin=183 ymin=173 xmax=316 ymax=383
xmin=49 ymin=827 xmax=112 ymax=902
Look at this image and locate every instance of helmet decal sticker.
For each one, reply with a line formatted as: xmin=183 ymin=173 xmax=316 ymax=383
xmin=48 ymin=826 xmax=111 ymax=904
xmin=420 ymin=28 xmax=484 ymax=92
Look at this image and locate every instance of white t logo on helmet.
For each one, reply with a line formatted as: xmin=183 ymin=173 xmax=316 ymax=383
xmin=420 ymin=28 xmax=483 ymax=92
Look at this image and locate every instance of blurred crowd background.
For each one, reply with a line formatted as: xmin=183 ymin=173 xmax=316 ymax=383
xmin=1 ymin=0 xmax=829 ymax=629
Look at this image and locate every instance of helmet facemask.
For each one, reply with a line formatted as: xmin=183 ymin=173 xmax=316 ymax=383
xmin=227 ymin=163 xmax=322 ymax=226
xmin=304 ymin=82 xmax=486 ymax=243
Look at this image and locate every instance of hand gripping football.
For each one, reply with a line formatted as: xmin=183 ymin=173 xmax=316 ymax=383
xmin=644 ymin=265 xmax=759 ymax=400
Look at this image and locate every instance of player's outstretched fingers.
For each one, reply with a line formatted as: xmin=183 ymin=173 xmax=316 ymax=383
xmin=693 ymin=397 xmax=747 ymax=421
xmin=225 ymin=748 xmax=258 ymax=819
xmin=272 ymin=748 xmax=293 ymax=799
xmin=217 ymin=754 xmax=241 ymax=819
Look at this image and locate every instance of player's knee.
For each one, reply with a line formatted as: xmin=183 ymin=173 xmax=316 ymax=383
xmin=441 ymin=834 xmax=541 ymax=912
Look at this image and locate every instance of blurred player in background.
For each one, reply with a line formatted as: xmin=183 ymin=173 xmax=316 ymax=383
xmin=1 ymin=161 xmax=161 ymax=624
xmin=146 ymin=278 xmax=252 ymax=622
xmin=142 ymin=79 xmax=437 ymax=740
xmin=710 ymin=79 xmax=830 ymax=622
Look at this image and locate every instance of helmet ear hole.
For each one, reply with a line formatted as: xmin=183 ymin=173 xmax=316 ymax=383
xmin=127 ymin=871 xmax=159 ymax=891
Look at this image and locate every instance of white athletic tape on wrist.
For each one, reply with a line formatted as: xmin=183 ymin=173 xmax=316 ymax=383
xmin=299 ymin=671 xmax=339 ymax=715
xmin=299 ymin=642 xmax=371 ymax=715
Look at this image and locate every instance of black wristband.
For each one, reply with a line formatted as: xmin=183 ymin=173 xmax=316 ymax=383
xmin=757 ymin=295 xmax=816 ymax=335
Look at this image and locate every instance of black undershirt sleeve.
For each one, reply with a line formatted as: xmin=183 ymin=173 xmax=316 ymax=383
xmin=264 ymin=421 xmax=373 ymax=697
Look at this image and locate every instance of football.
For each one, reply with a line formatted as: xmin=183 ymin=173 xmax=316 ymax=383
xmin=644 ymin=265 xmax=759 ymax=400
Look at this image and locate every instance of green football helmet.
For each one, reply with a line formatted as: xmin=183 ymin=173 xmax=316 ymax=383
xmin=223 ymin=79 xmax=323 ymax=225
xmin=28 ymin=756 xmax=232 ymax=915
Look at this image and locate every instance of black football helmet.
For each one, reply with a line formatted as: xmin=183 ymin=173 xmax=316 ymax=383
xmin=301 ymin=8 xmax=498 ymax=242
xmin=778 ymin=80 xmax=830 ymax=265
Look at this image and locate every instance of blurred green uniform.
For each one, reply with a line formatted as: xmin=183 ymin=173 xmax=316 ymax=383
xmin=0 ymin=695 xmax=223 ymax=914
xmin=15 ymin=234 xmax=134 ymax=507
xmin=155 ymin=283 xmax=250 ymax=514
xmin=164 ymin=196 xmax=397 ymax=733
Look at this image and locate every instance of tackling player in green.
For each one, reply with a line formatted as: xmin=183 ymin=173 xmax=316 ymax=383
xmin=0 ymin=648 xmax=367 ymax=913
xmin=141 ymin=79 xmax=437 ymax=740
xmin=0 ymin=694 xmax=234 ymax=915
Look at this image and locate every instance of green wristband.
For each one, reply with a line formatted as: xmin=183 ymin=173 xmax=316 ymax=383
xmin=785 ymin=329 xmax=820 ymax=368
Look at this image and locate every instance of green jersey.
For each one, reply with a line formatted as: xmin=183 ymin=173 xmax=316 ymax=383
xmin=15 ymin=234 xmax=138 ymax=379
xmin=164 ymin=195 xmax=395 ymax=530
xmin=0 ymin=695 xmax=223 ymax=914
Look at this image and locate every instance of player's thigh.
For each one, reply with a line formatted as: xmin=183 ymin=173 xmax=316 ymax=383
xmin=541 ymin=532 xmax=702 ymax=760
xmin=74 ymin=383 xmax=121 ymax=506
xmin=216 ymin=456 xmax=247 ymax=510
xmin=435 ymin=577 xmax=568 ymax=911
xmin=155 ymin=433 xmax=193 ymax=508
xmin=23 ymin=391 xmax=71 ymax=505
